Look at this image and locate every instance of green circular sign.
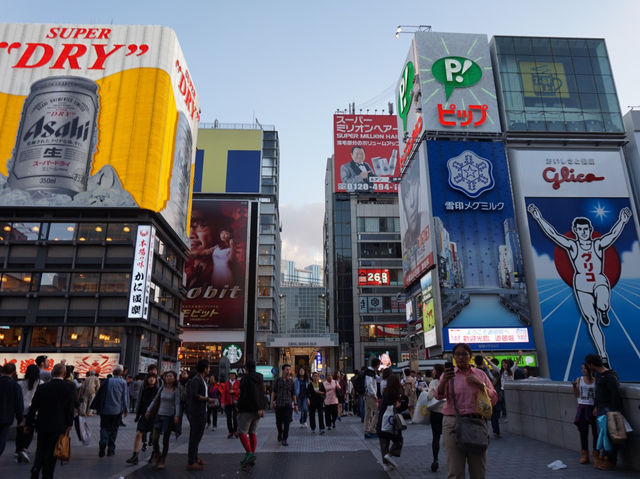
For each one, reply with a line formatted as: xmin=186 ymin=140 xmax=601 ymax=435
xmin=222 ymin=344 xmax=243 ymax=364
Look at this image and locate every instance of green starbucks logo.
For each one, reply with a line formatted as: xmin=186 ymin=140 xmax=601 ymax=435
xmin=432 ymin=56 xmax=482 ymax=100
xmin=223 ymin=344 xmax=243 ymax=364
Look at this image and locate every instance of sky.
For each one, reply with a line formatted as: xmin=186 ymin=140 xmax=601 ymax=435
xmin=5 ymin=0 xmax=640 ymax=268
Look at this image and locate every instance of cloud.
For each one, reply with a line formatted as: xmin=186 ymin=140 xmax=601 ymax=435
xmin=621 ymin=240 xmax=640 ymax=278
xmin=530 ymin=246 xmax=559 ymax=279
xmin=280 ymin=201 xmax=324 ymax=268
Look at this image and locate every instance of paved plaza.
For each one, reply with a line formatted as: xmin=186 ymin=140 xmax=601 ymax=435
xmin=0 ymin=412 xmax=636 ymax=478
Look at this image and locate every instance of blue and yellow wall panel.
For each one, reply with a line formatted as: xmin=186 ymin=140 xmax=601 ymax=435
xmin=194 ymin=129 xmax=262 ymax=193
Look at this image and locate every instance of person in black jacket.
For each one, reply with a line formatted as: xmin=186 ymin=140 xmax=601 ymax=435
xmin=26 ymin=363 xmax=76 ymax=479
xmin=306 ymin=371 xmax=326 ymax=434
xmin=125 ymin=373 xmax=159 ymax=465
xmin=185 ymin=359 xmax=211 ymax=471
xmin=0 ymin=362 xmax=24 ymax=457
xmin=236 ymin=359 xmax=266 ymax=466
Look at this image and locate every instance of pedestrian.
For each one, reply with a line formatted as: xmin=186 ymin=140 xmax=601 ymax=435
xmin=294 ymin=367 xmax=309 ymax=428
xmin=0 ymin=362 xmax=24 ymax=457
xmin=306 ymin=372 xmax=326 ymax=434
xmin=272 ymin=363 xmax=297 ymax=446
xmin=572 ymin=362 xmax=597 ymax=465
xmin=207 ymin=374 xmax=222 ymax=431
xmin=223 ymin=371 xmax=240 ymax=438
xmin=345 ymin=372 xmax=354 ymax=415
xmin=480 ymin=352 xmax=502 ymax=438
xmin=130 ymin=375 xmax=142 ymax=413
xmin=94 ymin=364 xmax=129 ymax=457
xmin=35 ymin=356 xmax=51 ymax=383
xmin=322 ymin=371 xmax=341 ymax=430
xmin=146 ymin=370 xmax=181 ymax=470
xmin=16 ymin=364 xmax=42 ymax=463
xmin=185 ymin=359 xmax=211 ymax=471
xmin=585 ymin=354 xmax=622 ymax=470
xmin=25 ymin=363 xmax=75 ymax=479
xmin=426 ymin=364 xmax=445 ymax=472
xmin=125 ymin=373 xmax=158 ymax=466
xmin=402 ymin=369 xmax=417 ymax=422
xmin=79 ymin=370 xmax=100 ymax=416
xmin=435 ymin=343 xmax=498 ymax=479
xmin=237 ymin=359 xmax=266 ymax=466
xmin=377 ymin=372 xmax=408 ymax=472
xmin=364 ymin=357 xmax=381 ymax=439
xmin=497 ymin=351 xmax=522 ymax=421
xmin=336 ymin=370 xmax=348 ymax=419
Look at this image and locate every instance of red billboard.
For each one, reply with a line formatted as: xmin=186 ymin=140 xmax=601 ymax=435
xmin=358 ymin=268 xmax=390 ymax=286
xmin=334 ymin=114 xmax=400 ymax=193
xmin=183 ymin=199 xmax=248 ymax=328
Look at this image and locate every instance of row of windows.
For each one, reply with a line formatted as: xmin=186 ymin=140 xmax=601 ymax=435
xmin=495 ymin=37 xmax=608 ymax=58
xmin=359 ymin=242 xmax=402 ymax=259
xmin=0 ymin=271 xmax=131 ymax=293
xmin=505 ymin=111 xmax=623 ymax=133
xmin=356 ymin=217 xmax=400 ymax=233
xmin=500 ymin=73 xmax=617 ymax=98
xmin=1 ymin=222 xmax=134 ymax=243
xmin=498 ymin=55 xmax=612 ymax=76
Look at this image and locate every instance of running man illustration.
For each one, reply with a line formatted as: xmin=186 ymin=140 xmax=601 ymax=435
xmin=527 ymin=204 xmax=632 ymax=365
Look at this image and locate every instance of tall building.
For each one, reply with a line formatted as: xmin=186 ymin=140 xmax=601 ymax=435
xmin=180 ymin=123 xmax=281 ymax=371
xmin=281 ymin=259 xmax=322 ymax=286
xmin=0 ymin=23 xmax=199 ymax=376
xmin=324 ymin=113 xmax=406 ymax=371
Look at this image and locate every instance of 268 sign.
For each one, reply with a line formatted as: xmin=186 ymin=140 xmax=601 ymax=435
xmin=358 ymin=268 xmax=390 ymax=286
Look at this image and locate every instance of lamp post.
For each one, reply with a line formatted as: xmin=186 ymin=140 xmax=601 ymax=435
xmin=395 ymin=25 xmax=432 ymax=38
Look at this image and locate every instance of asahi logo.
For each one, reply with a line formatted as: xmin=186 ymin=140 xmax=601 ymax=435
xmin=542 ymin=166 xmax=605 ymax=190
xmin=23 ymin=116 xmax=91 ymax=142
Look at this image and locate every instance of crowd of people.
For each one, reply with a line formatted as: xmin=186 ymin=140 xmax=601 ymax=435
xmin=0 ymin=344 xmax=626 ymax=478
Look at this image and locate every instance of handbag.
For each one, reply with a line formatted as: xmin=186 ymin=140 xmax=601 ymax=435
xmin=450 ymin=379 xmax=489 ymax=454
xmin=476 ymin=386 xmax=493 ymax=420
xmin=412 ymin=391 xmax=431 ymax=425
xmin=606 ymin=411 xmax=628 ymax=444
xmin=394 ymin=412 xmax=407 ymax=433
xmin=53 ymin=431 xmax=71 ymax=463
xmin=381 ymin=405 xmax=395 ymax=433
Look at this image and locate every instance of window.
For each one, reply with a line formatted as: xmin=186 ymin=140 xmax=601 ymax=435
xmin=6 ymin=222 xmax=41 ymax=241
xmin=1 ymin=272 xmax=32 ymax=292
xmin=0 ymin=326 xmax=22 ymax=347
xmin=39 ymin=272 xmax=69 ymax=292
xmin=106 ymin=223 xmax=134 ymax=242
xmin=100 ymin=273 xmax=131 ymax=293
xmin=70 ymin=273 xmax=100 ymax=293
xmin=77 ymin=223 xmax=106 ymax=242
xmin=141 ymin=332 xmax=159 ymax=352
xmin=48 ymin=223 xmax=76 ymax=241
xmin=162 ymin=339 xmax=177 ymax=357
xmin=30 ymin=326 xmax=60 ymax=348
xmin=93 ymin=326 xmax=123 ymax=348
xmin=61 ymin=326 xmax=93 ymax=348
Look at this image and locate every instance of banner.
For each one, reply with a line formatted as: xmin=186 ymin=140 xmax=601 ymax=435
xmin=183 ymin=199 xmax=248 ymax=328
xmin=426 ymin=140 xmax=531 ymax=351
xmin=1 ymin=352 xmax=119 ymax=378
xmin=399 ymin=142 xmax=433 ymax=287
xmin=333 ymin=114 xmax=400 ymax=193
xmin=511 ymin=148 xmax=640 ymax=381
xmin=0 ymin=23 xmax=199 ymax=245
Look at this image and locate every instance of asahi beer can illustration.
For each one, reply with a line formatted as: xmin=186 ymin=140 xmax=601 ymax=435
xmin=8 ymin=76 xmax=99 ymax=196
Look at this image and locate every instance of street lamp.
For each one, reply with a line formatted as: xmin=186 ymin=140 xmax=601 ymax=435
xmin=395 ymin=25 xmax=432 ymax=38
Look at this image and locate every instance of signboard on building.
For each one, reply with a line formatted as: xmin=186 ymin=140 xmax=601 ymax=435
xmin=128 ymin=225 xmax=155 ymax=319
xmin=399 ymin=143 xmax=434 ymax=287
xmin=194 ymin=129 xmax=262 ymax=194
xmin=397 ymin=32 xmax=500 ymax=136
xmin=1 ymin=352 xmax=119 ymax=378
xmin=426 ymin=140 xmax=531 ymax=351
xmin=358 ymin=268 xmax=390 ymax=286
xmin=0 ymin=23 xmax=199 ymax=245
xmin=444 ymin=327 xmax=534 ymax=350
xmin=420 ymin=271 xmax=437 ymax=348
xmin=510 ymin=148 xmax=640 ymax=381
xmin=333 ymin=114 xmax=400 ymax=193
xmin=183 ymin=199 xmax=249 ymax=329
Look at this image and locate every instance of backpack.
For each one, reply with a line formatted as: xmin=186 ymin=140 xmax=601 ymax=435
xmin=352 ymin=371 xmax=366 ymax=395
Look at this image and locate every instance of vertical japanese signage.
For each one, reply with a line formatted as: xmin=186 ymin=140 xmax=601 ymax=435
xmin=427 ymin=140 xmax=531 ymax=350
xmin=128 ymin=225 xmax=154 ymax=319
xmin=183 ymin=199 xmax=249 ymax=328
xmin=333 ymin=114 xmax=400 ymax=193
xmin=511 ymin=148 xmax=640 ymax=381
xmin=420 ymin=271 xmax=437 ymax=348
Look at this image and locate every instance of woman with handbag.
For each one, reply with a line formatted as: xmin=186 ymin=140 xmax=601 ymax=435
xmin=125 ymin=373 xmax=158 ymax=465
xmin=306 ymin=372 xmax=326 ymax=434
xmin=322 ymin=371 xmax=341 ymax=430
xmin=376 ymin=372 xmax=408 ymax=472
xmin=146 ymin=371 xmax=181 ymax=470
xmin=426 ymin=364 xmax=446 ymax=472
xmin=572 ymin=363 xmax=597 ymax=465
xmin=435 ymin=343 xmax=497 ymax=479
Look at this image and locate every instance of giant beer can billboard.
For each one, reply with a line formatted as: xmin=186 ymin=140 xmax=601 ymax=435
xmin=0 ymin=23 xmax=200 ymax=244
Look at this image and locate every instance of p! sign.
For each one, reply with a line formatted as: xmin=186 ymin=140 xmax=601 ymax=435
xmin=432 ymin=56 xmax=482 ymax=100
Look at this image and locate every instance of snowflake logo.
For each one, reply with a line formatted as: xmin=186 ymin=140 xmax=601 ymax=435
xmin=446 ymin=150 xmax=494 ymax=198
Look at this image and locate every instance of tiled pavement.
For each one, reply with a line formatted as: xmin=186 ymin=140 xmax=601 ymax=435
xmin=0 ymin=412 xmax=636 ymax=478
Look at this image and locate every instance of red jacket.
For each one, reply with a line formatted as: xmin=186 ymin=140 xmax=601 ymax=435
xmin=222 ymin=379 xmax=240 ymax=406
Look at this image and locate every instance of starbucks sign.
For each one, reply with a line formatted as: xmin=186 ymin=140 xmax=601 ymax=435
xmin=222 ymin=344 xmax=243 ymax=364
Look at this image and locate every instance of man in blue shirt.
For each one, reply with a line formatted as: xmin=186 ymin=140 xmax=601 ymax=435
xmin=96 ymin=364 xmax=129 ymax=457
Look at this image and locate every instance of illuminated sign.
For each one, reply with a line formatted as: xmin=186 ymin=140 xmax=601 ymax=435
xmin=520 ymin=61 xmax=569 ymax=99
xmin=2 ymin=352 xmax=118 ymax=378
xmin=398 ymin=61 xmax=415 ymax=131
xmin=399 ymin=116 xmax=422 ymax=171
xmin=432 ymin=56 xmax=482 ymax=100
xmin=358 ymin=268 xmax=390 ymax=286
xmin=448 ymin=328 xmax=530 ymax=344
xmin=128 ymin=225 xmax=155 ymax=319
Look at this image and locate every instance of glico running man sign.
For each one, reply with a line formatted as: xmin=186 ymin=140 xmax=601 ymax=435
xmin=0 ymin=23 xmax=200 ymax=245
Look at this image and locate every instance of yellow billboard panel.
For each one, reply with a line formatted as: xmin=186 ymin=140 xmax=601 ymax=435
xmin=520 ymin=61 xmax=569 ymax=99
xmin=0 ymin=23 xmax=200 ymax=244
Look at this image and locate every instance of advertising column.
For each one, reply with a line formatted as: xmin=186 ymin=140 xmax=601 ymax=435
xmin=511 ymin=149 xmax=640 ymax=382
